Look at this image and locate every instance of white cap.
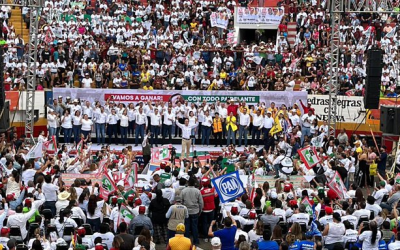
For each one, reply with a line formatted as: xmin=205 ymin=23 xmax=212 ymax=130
xmin=211 ymin=237 xmax=221 ymax=247
xmin=73 ymin=99 xmax=79 ymax=103
xmin=164 ymin=179 xmax=172 ymax=187
xmin=270 ymin=191 xmax=278 ymax=199
xmin=117 ymin=180 xmax=124 ymax=186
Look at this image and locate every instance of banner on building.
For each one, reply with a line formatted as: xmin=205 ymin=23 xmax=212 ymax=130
xmin=212 ymin=171 xmax=245 ymax=203
xmin=53 ymin=88 xmax=307 ymax=109
xmin=298 ymin=147 xmax=319 ymax=170
xmin=236 ymin=7 xmax=284 ymax=25
xmin=210 ymin=12 xmax=230 ymax=29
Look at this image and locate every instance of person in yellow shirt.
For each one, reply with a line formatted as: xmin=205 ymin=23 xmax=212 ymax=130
xmin=220 ymin=69 xmax=227 ymax=80
xmin=140 ymin=68 xmax=151 ymax=87
xmin=143 ymin=82 xmax=153 ymax=90
xmin=167 ymin=224 xmax=193 ymax=250
xmin=267 ymin=102 xmax=278 ymax=118
xmin=226 ymin=112 xmax=237 ymax=146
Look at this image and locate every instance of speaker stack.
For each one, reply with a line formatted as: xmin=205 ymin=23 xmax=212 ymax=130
xmin=380 ymin=106 xmax=400 ymax=135
xmin=364 ymin=49 xmax=383 ymax=109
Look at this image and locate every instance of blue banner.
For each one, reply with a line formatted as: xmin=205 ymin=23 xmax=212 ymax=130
xmin=211 ymin=171 xmax=245 ymax=203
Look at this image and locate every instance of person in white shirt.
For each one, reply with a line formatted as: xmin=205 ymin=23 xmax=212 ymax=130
xmin=135 ymin=107 xmax=148 ymax=146
xmin=72 ymin=110 xmax=82 ymax=144
xmin=176 ymin=118 xmax=199 ymax=159
xmin=162 ymin=107 xmax=175 ymax=144
xmin=54 ymin=208 xmax=78 ymax=237
xmin=358 ymin=220 xmax=381 ymax=250
xmin=92 ymin=223 xmax=115 ymax=249
xmin=238 ymin=108 xmax=250 ymax=147
xmin=201 ymin=110 xmax=213 ymax=147
xmin=388 ymin=233 xmax=400 ymax=250
xmin=119 ymin=108 xmax=129 ymax=145
xmin=374 ymin=181 xmax=389 ymax=204
xmin=149 ymin=108 xmax=162 ymax=147
xmin=289 ymin=109 xmax=300 ymax=126
xmin=47 ymin=109 xmax=59 ymax=138
xmin=250 ymin=109 xmax=263 ymax=147
xmin=82 ymin=73 xmax=93 ymax=88
xmin=61 ymin=110 xmax=72 ymax=144
xmin=352 ymin=202 xmax=371 ymax=220
xmin=95 ymin=106 xmax=107 ymax=145
xmin=263 ymin=111 xmax=274 ymax=148
xmin=107 ymin=109 xmax=120 ymax=144
xmin=81 ymin=114 xmax=93 ymax=141
xmin=366 ymin=196 xmax=382 ymax=218
xmin=301 ymin=110 xmax=316 ymax=144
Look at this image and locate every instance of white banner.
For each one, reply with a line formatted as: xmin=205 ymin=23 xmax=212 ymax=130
xmin=210 ymin=12 xmax=229 ymax=29
xmin=308 ymin=95 xmax=365 ymax=123
xmin=53 ymin=88 xmax=307 ymax=108
xmin=236 ymin=7 xmax=284 ymax=25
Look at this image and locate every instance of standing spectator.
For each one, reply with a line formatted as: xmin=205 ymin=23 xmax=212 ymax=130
xmin=166 ymin=193 xmax=189 ymax=240
xmin=182 ymin=177 xmax=204 ymax=246
xmin=167 ymin=224 xmax=193 ymax=250
xmin=149 ymin=190 xmax=170 ymax=244
xmin=208 ymin=214 xmax=237 ymax=250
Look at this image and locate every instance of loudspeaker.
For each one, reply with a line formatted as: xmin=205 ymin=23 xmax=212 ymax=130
xmin=394 ymin=109 xmax=400 ymax=135
xmin=0 ymin=101 xmax=10 ymax=133
xmin=364 ymin=77 xmax=381 ymax=109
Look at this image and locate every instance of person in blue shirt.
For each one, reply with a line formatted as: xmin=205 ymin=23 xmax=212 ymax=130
xmin=208 ymin=213 xmax=237 ymax=250
xmin=258 ymin=230 xmax=279 ymax=250
xmin=299 ymin=234 xmax=315 ymax=250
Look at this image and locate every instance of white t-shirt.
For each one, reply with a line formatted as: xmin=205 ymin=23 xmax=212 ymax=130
xmin=389 ymin=241 xmax=400 ymax=250
xmin=81 ymin=119 xmax=93 ymax=131
xmin=22 ymin=169 xmax=37 ymax=185
xmin=359 ymin=230 xmax=381 ymax=250
xmin=86 ymin=200 xmax=105 ymax=219
xmin=82 ymin=77 xmax=93 ymax=88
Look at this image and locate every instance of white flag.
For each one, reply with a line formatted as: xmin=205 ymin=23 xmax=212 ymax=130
xmin=385 ymin=27 xmax=397 ymax=38
xmin=27 ymin=141 xmax=43 ymax=159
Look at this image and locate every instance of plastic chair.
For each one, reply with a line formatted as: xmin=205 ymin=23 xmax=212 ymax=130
xmin=10 ymin=226 xmax=23 ymax=242
xmin=28 ymin=223 xmax=40 ymax=239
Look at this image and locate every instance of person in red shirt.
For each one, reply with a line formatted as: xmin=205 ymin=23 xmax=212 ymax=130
xmin=227 ymin=100 xmax=239 ymax=117
xmin=201 ymin=177 xmax=216 ymax=243
xmin=299 ymin=99 xmax=315 ymax=114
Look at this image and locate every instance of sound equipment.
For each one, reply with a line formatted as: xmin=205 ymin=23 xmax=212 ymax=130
xmin=0 ymin=101 xmax=10 ymax=133
xmin=380 ymin=106 xmax=400 ymax=135
xmin=364 ymin=49 xmax=383 ymax=109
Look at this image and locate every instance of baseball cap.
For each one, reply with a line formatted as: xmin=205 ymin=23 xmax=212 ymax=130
xmin=231 ymin=206 xmax=239 ymax=215
xmin=211 ymin=237 xmax=221 ymax=247
xmin=164 ymin=179 xmax=172 ymax=187
xmin=176 ymin=223 xmax=185 ymax=232
xmin=284 ymin=183 xmax=293 ymax=192
xmin=95 ymin=244 xmax=104 ymax=250
xmin=380 ymin=181 xmax=386 ymax=187
xmin=139 ymin=205 xmax=146 ymax=214
xmin=134 ymin=198 xmax=142 ymax=206
xmin=0 ymin=227 xmax=9 ymax=235
xmin=142 ymin=185 xmax=151 ymax=192
xmin=325 ymin=206 xmax=333 ymax=215
xmin=77 ymin=227 xmax=86 ymax=236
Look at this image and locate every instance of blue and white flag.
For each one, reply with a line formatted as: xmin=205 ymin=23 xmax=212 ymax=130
xmin=211 ymin=171 xmax=245 ymax=203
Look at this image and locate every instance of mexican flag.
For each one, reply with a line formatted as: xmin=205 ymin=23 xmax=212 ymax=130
xmin=118 ymin=204 xmax=133 ymax=225
xmin=76 ymin=139 xmax=84 ymax=154
xmin=100 ymin=170 xmax=117 ymax=200
xmin=327 ymin=171 xmax=348 ymax=199
xmin=298 ymin=147 xmax=320 ymax=170
xmin=43 ymin=136 xmax=57 ymax=152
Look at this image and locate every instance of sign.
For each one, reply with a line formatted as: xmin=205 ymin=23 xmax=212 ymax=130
xmin=100 ymin=172 xmax=117 ymax=200
xmin=27 ymin=141 xmax=43 ymax=159
xmin=308 ymin=95 xmax=364 ymax=123
xmin=53 ymin=89 xmax=307 ymax=108
xmin=311 ymin=135 xmax=324 ymax=148
xmin=395 ymin=173 xmax=400 ymax=184
xmin=211 ymin=171 xmax=245 ymax=203
xmin=236 ymin=7 xmax=284 ymax=25
xmin=118 ymin=204 xmax=133 ymax=225
xmin=298 ymin=147 xmax=320 ymax=170
xmin=210 ymin=12 xmax=229 ymax=29
xmin=124 ymin=162 xmax=138 ymax=189
xmin=327 ymin=171 xmax=348 ymax=199
xmin=151 ymin=145 xmax=172 ymax=163
xmin=301 ymin=197 xmax=314 ymax=216
xmin=61 ymin=173 xmax=102 ymax=187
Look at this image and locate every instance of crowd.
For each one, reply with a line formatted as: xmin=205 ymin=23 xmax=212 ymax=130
xmin=0 ymin=0 xmax=398 ymax=95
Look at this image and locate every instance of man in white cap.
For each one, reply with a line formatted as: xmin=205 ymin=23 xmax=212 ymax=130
xmin=70 ymin=98 xmax=82 ymax=115
xmin=211 ymin=237 xmax=222 ymax=250
xmin=262 ymin=110 xmax=274 ymax=147
xmin=162 ymin=179 xmax=175 ymax=203
xmin=289 ymin=109 xmax=300 ymax=126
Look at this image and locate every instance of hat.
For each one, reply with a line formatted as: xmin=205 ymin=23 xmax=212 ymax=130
xmin=127 ymin=194 xmax=135 ymax=202
xmin=139 ymin=205 xmax=146 ymax=214
xmin=7 ymin=239 xmax=16 ymax=249
xmin=181 ymin=174 xmax=190 ymax=180
xmin=117 ymin=180 xmax=124 ymax=187
xmin=117 ymin=197 xmax=124 ymax=204
xmin=24 ymin=198 xmax=32 ymax=207
xmin=270 ymin=191 xmax=278 ymax=199
xmin=164 ymin=179 xmax=172 ymax=187
xmin=77 ymin=227 xmax=86 ymax=236
xmin=58 ymin=96 xmax=63 ymax=99
xmin=134 ymin=198 xmax=142 ymax=206
xmin=142 ymin=185 xmax=151 ymax=192
xmin=325 ymin=206 xmax=333 ymax=215
xmin=380 ymin=181 xmax=386 ymax=187
xmin=289 ymin=200 xmax=297 ymax=207
xmin=110 ymin=196 xmax=117 ymax=204
xmin=231 ymin=206 xmax=239 ymax=215
xmin=201 ymin=177 xmax=211 ymax=186
xmin=327 ymin=189 xmax=338 ymax=200
xmin=354 ymin=141 xmax=361 ymax=145
xmin=249 ymin=210 xmax=257 ymax=219
xmin=284 ymin=183 xmax=293 ymax=192
xmin=95 ymin=244 xmax=104 ymax=250
xmin=6 ymin=194 xmax=15 ymax=202
xmin=211 ymin=237 xmax=221 ymax=247
xmin=176 ymin=223 xmax=185 ymax=232
xmin=0 ymin=227 xmax=9 ymax=235
xmin=160 ymin=161 xmax=167 ymax=169
xmin=58 ymin=191 xmax=71 ymax=201
xmin=333 ymin=212 xmax=341 ymax=222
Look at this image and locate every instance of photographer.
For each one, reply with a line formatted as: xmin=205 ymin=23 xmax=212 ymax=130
xmin=358 ymin=220 xmax=381 ymax=250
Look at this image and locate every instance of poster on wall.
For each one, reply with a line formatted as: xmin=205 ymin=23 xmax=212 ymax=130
xmin=236 ymin=7 xmax=284 ymax=25
xmin=210 ymin=12 xmax=230 ymax=29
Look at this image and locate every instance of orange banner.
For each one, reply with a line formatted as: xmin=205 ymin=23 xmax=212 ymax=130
xmin=5 ymin=91 xmax=19 ymax=110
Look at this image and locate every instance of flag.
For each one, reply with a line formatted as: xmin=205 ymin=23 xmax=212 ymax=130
xmin=100 ymin=170 xmax=117 ymax=200
xmin=298 ymin=147 xmax=320 ymax=170
xmin=43 ymin=135 xmax=57 ymax=151
xmin=395 ymin=173 xmax=400 ymax=184
xmin=385 ymin=27 xmax=397 ymax=38
xmin=118 ymin=204 xmax=134 ymax=225
xmin=76 ymin=139 xmax=84 ymax=154
xmin=270 ymin=116 xmax=283 ymax=136
xmin=311 ymin=134 xmax=324 ymax=148
xmin=211 ymin=171 xmax=245 ymax=203
xmin=96 ymin=159 xmax=108 ymax=176
xmin=27 ymin=141 xmax=43 ymax=159
xmin=327 ymin=171 xmax=347 ymax=199
xmin=249 ymin=174 xmax=257 ymax=203
xmin=363 ymin=26 xmax=372 ymax=46
xmin=301 ymin=197 xmax=314 ymax=216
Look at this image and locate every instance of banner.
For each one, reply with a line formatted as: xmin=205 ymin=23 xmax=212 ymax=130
xmin=211 ymin=171 xmax=245 ymax=203
xmin=210 ymin=12 xmax=229 ymax=29
xmin=61 ymin=173 xmax=103 ymax=187
xmin=124 ymin=162 xmax=138 ymax=189
xmin=53 ymin=88 xmax=307 ymax=109
xmin=395 ymin=173 xmax=400 ymax=184
xmin=43 ymin=136 xmax=57 ymax=152
xmin=327 ymin=171 xmax=347 ymax=199
xmin=100 ymin=171 xmax=117 ymax=200
xmin=298 ymin=147 xmax=320 ymax=170
xmin=151 ymin=145 xmax=172 ymax=163
xmin=236 ymin=7 xmax=284 ymax=25
xmin=311 ymin=135 xmax=324 ymax=148
xmin=301 ymin=197 xmax=314 ymax=216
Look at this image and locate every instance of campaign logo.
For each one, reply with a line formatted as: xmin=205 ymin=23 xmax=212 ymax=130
xmin=219 ymin=176 xmax=241 ymax=197
xmin=212 ymin=171 xmax=245 ymax=203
